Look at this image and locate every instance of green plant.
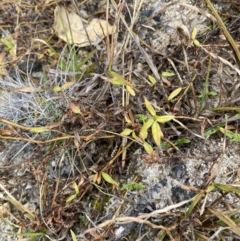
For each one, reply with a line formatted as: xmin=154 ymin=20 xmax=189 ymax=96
xmin=121 ymin=182 xmax=145 ymax=191
xmin=161 ymin=137 xmax=191 ymax=148
xmin=185 ymin=182 xmax=240 ymax=238
xmin=191 ymin=27 xmax=201 ymax=47
xmin=121 ymin=97 xmax=174 ymax=154
xmin=204 ymin=113 xmax=240 ymax=142
xmin=219 ymin=127 xmax=240 ymax=142
xmin=205 ymin=0 xmax=240 ymax=66
xmin=198 ymin=55 xmax=214 ymax=113
xmin=108 ymin=69 xmax=135 ymax=96
xmin=66 ymin=181 xmax=80 ymax=203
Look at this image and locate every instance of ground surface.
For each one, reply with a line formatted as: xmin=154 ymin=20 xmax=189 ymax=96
xmin=0 ymin=0 xmax=240 ymax=240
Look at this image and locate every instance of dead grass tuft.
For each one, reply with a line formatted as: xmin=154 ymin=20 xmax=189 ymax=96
xmin=0 ymin=0 xmax=240 ymax=240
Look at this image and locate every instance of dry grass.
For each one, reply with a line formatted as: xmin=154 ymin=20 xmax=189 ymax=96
xmin=0 ymin=0 xmax=240 ymax=240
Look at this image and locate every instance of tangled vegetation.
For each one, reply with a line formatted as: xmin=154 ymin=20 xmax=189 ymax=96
xmin=0 ymin=0 xmax=240 ymax=240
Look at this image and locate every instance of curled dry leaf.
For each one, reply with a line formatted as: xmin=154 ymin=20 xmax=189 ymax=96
xmin=53 ymin=6 xmax=116 ymax=47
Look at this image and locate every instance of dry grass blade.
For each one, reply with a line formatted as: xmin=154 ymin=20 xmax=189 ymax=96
xmin=111 ymin=0 xmax=161 ymax=83
xmin=208 ymin=208 xmax=240 ymax=236
xmin=1 ymin=0 xmax=240 ymax=240
xmin=0 ymin=117 xmax=61 ymax=132
xmin=83 ymin=197 xmax=194 ymax=235
xmin=209 ymin=227 xmax=234 ymax=240
xmin=205 ymin=0 xmax=240 ymax=67
xmin=0 ymin=134 xmax=74 ymax=144
xmin=173 ymin=118 xmax=204 ymax=139
xmin=178 ymin=2 xmax=217 ymax=22
xmin=167 ymin=58 xmax=183 ymax=84
xmin=206 ymin=154 xmax=223 ymax=186
xmin=133 ymin=34 xmax=161 ymax=82
xmin=214 ymin=183 xmax=240 ymax=194
xmin=0 ymin=182 xmax=35 ymax=221
xmin=201 ymin=44 xmax=240 ymax=76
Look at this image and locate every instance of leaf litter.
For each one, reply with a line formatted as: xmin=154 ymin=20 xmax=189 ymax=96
xmin=0 ymin=0 xmax=240 ymax=240
xmin=53 ymin=6 xmax=116 ymax=47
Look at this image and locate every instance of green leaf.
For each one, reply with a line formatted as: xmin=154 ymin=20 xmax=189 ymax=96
xmin=151 ymin=121 xmax=162 ymax=146
xmin=144 ymin=118 xmax=155 ymax=129
xmin=158 ymin=230 xmax=167 ymax=241
xmin=66 ymin=194 xmax=77 ymax=203
xmin=193 ymin=39 xmax=201 ymax=47
xmin=207 ymin=91 xmax=217 ymax=96
xmin=143 ymin=142 xmax=154 ymax=155
xmin=148 ymin=75 xmax=156 ymax=84
xmin=1 ymin=35 xmax=15 ymax=57
xmin=121 ymin=182 xmax=145 ymax=191
xmin=126 ymin=85 xmax=136 ymax=96
xmin=192 ymin=27 xmax=198 ymax=40
xmin=214 ymin=183 xmax=240 ymax=194
xmin=139 ymin=127 xmax=148 ymax=140
xmin=53 ymin=86 xmax=62 ymax=92
xmin=160 ymin=141 xmax=171 ymax=149
xmin=140 ymin=118 xmax=154 ymax=140
xmin=219 ymin=127 xmax=236 ymax=140
xmin=206 ymin=184 xmax=216 ymax=193
xmin=73 ymin=182 xmax=79 ymax=194
xmin=144 ymin=97 xmax=156 ymax=116
xmin=173 ymin=137 xmax=191 ymax=145
xmin=109 ymin=77 xmax=125 ymax=85
xmin=102 ymin=172 xmax=119 ymax=186
xmin=120 ymin=128 xmax=133 ymax=136
xmin=204 ymin=127 xmax=218 ymax=137
xmin=108 ymin=70 xmax=126 ymax=85
xmin=155 ymin=115 xmax=174 ymax=123
xmin=108 ymin=70 xmax=135 ymax=96
xmin=167 ymin=87 xmax=182 ymax=101
xmin=161 ymin=71 xmax=175 ymax=77
xmin=70 ymin=229 xmax=78 ymax=241
xmin=185 ymin=193 xmax=204 ymax=218
xmin=135 ymin=114 xmax=148 ymax=122
xmin=132 ymin=131 xmax=143 ymax=143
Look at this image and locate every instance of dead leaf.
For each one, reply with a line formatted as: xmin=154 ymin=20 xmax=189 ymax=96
xmin=10 ymin=87 xmax=44 ymax=92
xmin=53 ymin=6 xmax=116 ymax=47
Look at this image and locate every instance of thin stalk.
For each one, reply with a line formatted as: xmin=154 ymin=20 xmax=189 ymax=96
xmin=205 ymin=0 xmax=240 ymax=67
